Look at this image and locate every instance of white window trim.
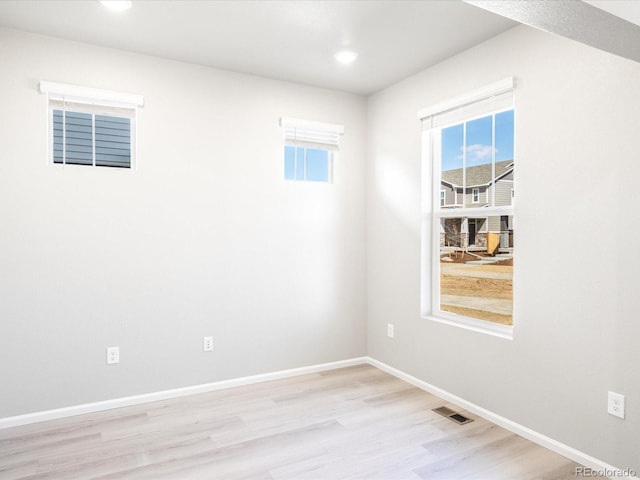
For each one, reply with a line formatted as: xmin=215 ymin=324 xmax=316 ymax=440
xmin=472 ymin=188 xmax=480 ymax=203
xmin=280 ymin=117 xmax=344 ymax=135
xmin=40 ymin=81 xmax=143 ymax=170
xmin=419 ymin=78 xmax=515 ymax=339
xmin=440 ymin=190 xmax=446 ymax=206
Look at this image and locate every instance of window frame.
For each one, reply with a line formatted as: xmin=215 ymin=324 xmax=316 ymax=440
xmin=284 ymin=144 xmax=334 ymax=183
xmin=40 ymin=81 xmax=143 ymax=170
xmin=280 ymin=117 xmax=343 ymax=184
xmin=419 ymin=78 xmax=515 ymax=339
xmin=50 ymin=103 xmax=136 ymax=168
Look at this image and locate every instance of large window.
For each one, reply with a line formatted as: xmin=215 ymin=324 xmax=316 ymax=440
xmin=40 ymin=81 xmax=143 ymax=169
xmin=280 ymin=117 xmax=344 ymax=183
xmin=420 ymin=78 xmax=515 ymax=336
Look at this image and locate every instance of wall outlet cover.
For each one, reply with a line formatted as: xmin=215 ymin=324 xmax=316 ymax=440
xmin=106 ymin=346 xmax=120 ymax=365
xmin=607 ymin=391 xmax=625 ymax=419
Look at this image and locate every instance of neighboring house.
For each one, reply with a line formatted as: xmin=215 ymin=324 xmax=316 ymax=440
xmin=440 ymin=159 xmax=514 ymax=251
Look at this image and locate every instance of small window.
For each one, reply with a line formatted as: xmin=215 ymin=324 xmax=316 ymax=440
xmin=280 ymin=117 xmax=344 ymax=183
xmin=440 ymin=190 xmax=446 ymax=206
xmin=40 ymin=81 xmax=143 ymax=169
xmin=52 ymin=108 xmax=132 ymax=168
xmin=284 ymin=146 xmax=330 ymax=182
xmin=472 ymin=188 xmax=480 ymax=203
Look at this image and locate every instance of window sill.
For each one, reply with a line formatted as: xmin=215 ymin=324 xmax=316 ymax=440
xmin=422 ymin=313 xmax=513 ymax=340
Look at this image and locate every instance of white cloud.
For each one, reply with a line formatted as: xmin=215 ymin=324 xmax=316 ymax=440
xmin=456 ymin=144 xmax=497 ymax=165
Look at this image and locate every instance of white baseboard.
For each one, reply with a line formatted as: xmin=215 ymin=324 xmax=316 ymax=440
xmin=2 ymin=355 xmax=635 ymax=479
xmin=0 ymin=357 xmax=368 ymax=430
xmin=365 ymin=357 xmax=638 ymax=480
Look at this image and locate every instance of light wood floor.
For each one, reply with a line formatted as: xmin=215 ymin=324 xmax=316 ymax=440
xmin=0 ymin=364 xmax=601 ymax=480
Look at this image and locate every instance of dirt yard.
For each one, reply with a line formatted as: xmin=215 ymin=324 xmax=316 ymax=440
xmin=441 ymin=252 xmax=513 ymax=267
xmin=440 ymin=305 xmax=513 ymax=325
xmin=440 ymin=275 xmax=512 ymax=300
xmin=440 ymin=254 xmax=513 ymax=325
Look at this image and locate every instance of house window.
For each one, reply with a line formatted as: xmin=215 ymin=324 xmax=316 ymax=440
xmin=284 ymin=146 xmax=330 ymax=182
xmin=52 ymin=109 xmax=132 ymax=168
xmin=40 ymin=81 xmax=143 ymax=169
xmin=440 ymin=190 xmax=446 ymax=206
xmin=419 ymin=77 xmax=515 ymax=337
xmin=280 ymin=117 xmax=344 ymax=183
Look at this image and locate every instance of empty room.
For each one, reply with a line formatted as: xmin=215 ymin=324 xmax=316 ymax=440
xmin=0 ymin=0 xmax=638 ymax=478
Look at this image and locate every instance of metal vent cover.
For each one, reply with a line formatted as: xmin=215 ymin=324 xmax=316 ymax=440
xmin=433 ymin=406 xmax=474 ymax=425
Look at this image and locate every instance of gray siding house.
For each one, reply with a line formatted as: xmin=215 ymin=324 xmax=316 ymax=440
xmin=440 ymin=160 xmax=513 ymax=251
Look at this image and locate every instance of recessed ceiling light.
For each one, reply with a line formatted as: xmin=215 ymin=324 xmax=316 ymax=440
xmin=100 ymin=0 xmax=132 ymax=12
xmin=334 ymin=49 xmax=358 ymax=65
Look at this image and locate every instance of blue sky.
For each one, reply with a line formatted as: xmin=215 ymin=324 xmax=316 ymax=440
xmin=284 ymin=145 xmax=329 ymax=182
xmin=441 ymin=109 xmax=514 ymax=171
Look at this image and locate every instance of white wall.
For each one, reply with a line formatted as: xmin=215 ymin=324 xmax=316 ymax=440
xmin=2 ymin=20 xmax=638 ymax=474
xmin=0 ymin=28 xmax=367 ymax=417
xmin=367 ymin=25 xmax=640 ymax=472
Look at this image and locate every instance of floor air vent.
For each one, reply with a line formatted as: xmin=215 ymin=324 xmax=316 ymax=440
xmin=432 ymin=406 xmax=474 ymax=425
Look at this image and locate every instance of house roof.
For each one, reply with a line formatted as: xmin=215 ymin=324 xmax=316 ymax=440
xmin=442 ymin=160 xmax=513 ymax=188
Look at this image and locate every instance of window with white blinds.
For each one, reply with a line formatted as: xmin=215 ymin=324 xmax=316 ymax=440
xmin=280 ymin=117 xmax=344 ymax=183
xmin=40 ymin=81 xmax=143 ymax=169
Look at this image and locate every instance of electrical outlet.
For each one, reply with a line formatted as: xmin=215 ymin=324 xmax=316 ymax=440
xmin=203 ymin=336 xmax=213 ymax=352
xmin=608 ymin=391 xmax=625 ymax=419
xmin=106 ymin=346 xmax=119 ymax=365
xmin=387 ymin=323 xmax=394 ymax=338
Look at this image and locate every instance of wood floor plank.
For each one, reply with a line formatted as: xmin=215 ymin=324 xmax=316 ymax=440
xmin=0 ymin=365 xmax=593 ymax=479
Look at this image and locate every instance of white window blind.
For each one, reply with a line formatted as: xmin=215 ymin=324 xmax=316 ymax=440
xmin=419 ymin=77 xmax=515 ymax=130
xmin=39 ymin=81 xmax=144 ymax=108
xmin=280 ymin=117 xmax=344 ymax=151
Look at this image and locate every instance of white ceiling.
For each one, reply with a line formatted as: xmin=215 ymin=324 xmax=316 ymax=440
xmin=0 ymin=0 xmax=518 ymax=95
xmin=2 ymin=1 xmax=636 ymax=95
